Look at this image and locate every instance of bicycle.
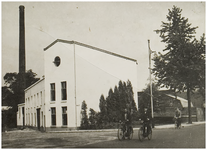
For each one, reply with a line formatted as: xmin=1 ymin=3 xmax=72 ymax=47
xmin=174 ymin=117 xmax=181 ymax=129
xmin=138 ymin=119 xmax=152 ymax=142
xmin=117 ymin=120 xmax=133 ymax=141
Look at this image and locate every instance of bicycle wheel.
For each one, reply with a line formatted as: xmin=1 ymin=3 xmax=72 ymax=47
xmin=175 ymin=121 xmax=177 ymax=129
xmin=117 ymin=127 xmax=124 ymax=141
xmin=147 ymin=127 xmax=152 ymax=140
xmin=138 ymin=127 xmax=144 ymax=142
xmin=128 ymin=127 xmax=133 ymax=140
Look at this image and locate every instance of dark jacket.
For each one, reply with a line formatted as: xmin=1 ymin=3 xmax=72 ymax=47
xmin=141 ymin=111 xmax=151 ymax=122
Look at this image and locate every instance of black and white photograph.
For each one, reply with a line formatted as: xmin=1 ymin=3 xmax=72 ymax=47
xmin=1 ymin=1 xmax=205 ymax=148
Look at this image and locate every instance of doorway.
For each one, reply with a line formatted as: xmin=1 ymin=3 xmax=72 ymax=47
xmin=36 ymin=108 xmax=40 ymax=130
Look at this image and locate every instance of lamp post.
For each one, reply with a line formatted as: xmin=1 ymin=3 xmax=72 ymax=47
xmin=148 ymin=40 xmax=154 ymax=128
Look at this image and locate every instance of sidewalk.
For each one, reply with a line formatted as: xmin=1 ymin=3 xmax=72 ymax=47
xmin=49 ymin=121 xmax=205 ymax=133
xmin=154 ymin=121 xmax=205 ymax=129
xmin=5 ymin=121 xmax=205 ymax=133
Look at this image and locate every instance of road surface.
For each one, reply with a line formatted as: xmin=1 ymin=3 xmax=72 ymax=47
xmin=2 ymin=123 xmax=205 ymax=148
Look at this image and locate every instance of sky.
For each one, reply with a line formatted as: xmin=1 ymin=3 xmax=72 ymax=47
xmin=1 ymin=1 xmax=206 ymax=91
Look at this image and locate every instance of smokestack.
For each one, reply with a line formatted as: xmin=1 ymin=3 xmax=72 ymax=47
xmin=19 ymin=5 xmax=25 ymax=75
xmin=19 ymin=5 xmax=26 ymax=103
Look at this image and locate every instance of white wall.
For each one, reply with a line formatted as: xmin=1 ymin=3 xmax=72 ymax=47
xmin=44 ymin=41 xmax=138 ymax=129
xmin=17 ymin=103 xmax=25 ymax=126
xmin=75 ymin=44 xmax=138 ymax=112
xmin=24 ymin=78 xmax=45 ymax=127
xmin=44 ymin=42 xmax=77 ymax=128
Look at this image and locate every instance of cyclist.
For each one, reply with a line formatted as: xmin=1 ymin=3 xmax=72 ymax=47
xmin=140 ymin=107 xmax=151 ymax=135
xmin=174 ymin=107 xmax=181 ymax=128
xmin=124 ymin=108 xmax=132 ymax=136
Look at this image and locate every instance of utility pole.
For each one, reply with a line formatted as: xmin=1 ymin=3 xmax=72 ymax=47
xmin=74 ymin=43 xmax=77 ymax=129
xmin=148 ymin=39 xmax=154 ymax=128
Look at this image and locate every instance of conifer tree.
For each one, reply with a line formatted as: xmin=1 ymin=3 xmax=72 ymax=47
xmin=154 ymin=6 xmax=205 ymax=123
xmin=80 ymin=100 xmax=89 ymax=129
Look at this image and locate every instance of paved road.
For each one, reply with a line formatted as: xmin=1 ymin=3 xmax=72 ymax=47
xmin=2 ymin=123 xmax=205 ymax=148
xmin=80 ymin=123 xmax=205 ymax=148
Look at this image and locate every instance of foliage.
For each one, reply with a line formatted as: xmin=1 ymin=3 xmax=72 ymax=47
xmin=99 ymin=94 xmax=107 ymax=124
xmin=88 ymin=108 xmax=97 ymax=129
xmin=80 ymin=100 xmax=89 ymax=129
xmin=83 ymin=80 xmax=138 ymax=129
xmin=2 ymin=69 xmax=40 ymax=128
xmin=153 ymin=6 xmax=205 ymax=123
xmin=138 ymin=83 xmax=161 ymax=114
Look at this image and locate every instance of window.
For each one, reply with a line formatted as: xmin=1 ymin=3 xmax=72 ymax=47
xmin=37 ymin=93 xmax=39 ymax=106
xmin=61 ymin=82 xmax=67 ymax=100
xmin=34 ymin=95 xmax=36 ymax=106
xmin=31 ymin=113 xmax=33 ymax=126
xmin=50 ymin=83 xmax=56 ymax=101
xmin=40 ymin=91 xmax=42 ymax=105
xmin=53 ymin=56 xmax=61 ymax=67
xmin=28 ymin=110 xmax=30 ymax=125
xmin=31 ymin=96 xmax=33 ymax=108
xmin=34 ymin=113 xmax=36 ymax=126
xmin=41 ymin=112 xmax=44 ymax=127
xmin=28 ymin=98 xmax=30 ymax=107
xmin=62 ymin=107 xmax=67 ymax=126
xmin=51 ymin=107 xmax=56 ymax=126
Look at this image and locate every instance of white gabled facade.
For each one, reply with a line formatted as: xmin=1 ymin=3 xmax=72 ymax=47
xmin=17 ymin=39 xmax=138 ymax=131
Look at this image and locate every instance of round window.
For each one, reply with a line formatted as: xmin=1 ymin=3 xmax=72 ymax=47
xmin=53 ymin=56 xmax=61 ymax=67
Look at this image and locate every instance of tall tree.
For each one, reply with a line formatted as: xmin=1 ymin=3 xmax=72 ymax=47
xmin=88 ymin=108 xmax=97 ymax=129
xmin=153 ymin=6 xmax=205 ymax=123
xmin=80 ymin=100 xmax=89 ymax=129
xmin=106 ymin=88 xmax=117 ymax=122
xmin=114 ymin=85 xmax=122 ymax=121
xmin=99 ymin=94 xmax=107 ymax=124
xmin=119 ymin=81 xmax=128 ymax=115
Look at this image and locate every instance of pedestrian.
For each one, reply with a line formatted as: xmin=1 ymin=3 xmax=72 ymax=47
xmin=174 ymin=107 xmax=182 ymax=128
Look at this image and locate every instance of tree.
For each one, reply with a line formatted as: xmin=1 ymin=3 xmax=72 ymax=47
xmin=2 ymin=69 xmax=40 ymax=128
xmin=113 ymin=85 xmax=122 ymax=121
xmin=118 ymin=80 xmax=127 ymax=119
xmin=80 ymin=100 xmax=89 ymax=129
xmin=3 ymin=70 xmax=40 ymax=107
xmin=99 ymin=80 xmax=138 ymax=124
xmin=106 ymin=88 xmax=117 ymax=122
xmin=138 ymin=83 xmax=160 ymax=115
xmin=153 ymin=6 xmax=205 ymax=123
xmin=99 ymin=94 xmax=107 ymax=124
xmin=88 ymin=108 xmax=97 ymax=129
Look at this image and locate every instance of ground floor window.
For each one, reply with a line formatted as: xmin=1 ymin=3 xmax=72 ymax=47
xmin=51 ymin=107 xmax=56 ymax=126
xmin=62 ymin=107 xmax=67 ymax=125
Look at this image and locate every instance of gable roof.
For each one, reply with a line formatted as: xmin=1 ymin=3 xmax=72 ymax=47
xmin=44 ymin=39 xmax=137 ymax=63
xmin=166 ymin=94 xmax=193 ymax=107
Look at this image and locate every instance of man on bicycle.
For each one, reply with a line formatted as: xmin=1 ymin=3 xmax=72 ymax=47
xmin=140 ymin=107 xmax=151 ymax=135
xmin=124 ymin=108 xmax=132 ymax=136
xmin=174 ymin=107 xmax=182 ymax=128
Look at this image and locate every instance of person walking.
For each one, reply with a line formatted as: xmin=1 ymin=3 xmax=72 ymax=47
xmin=174 ymin=107 xmax=182 ymax=128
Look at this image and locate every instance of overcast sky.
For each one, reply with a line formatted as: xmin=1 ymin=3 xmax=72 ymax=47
xmin=2 ymin=1 xmax=205 ymax=91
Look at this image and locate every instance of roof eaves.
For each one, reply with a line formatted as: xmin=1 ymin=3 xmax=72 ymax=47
xmin=24 ymin=77 xmax=45 ymax=92
xmin=44 ymin=39 xmax=137 ymax=63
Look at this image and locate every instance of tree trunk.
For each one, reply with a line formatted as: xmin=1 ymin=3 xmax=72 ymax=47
xmin=187 ymin=85 xmax=192 ymax=124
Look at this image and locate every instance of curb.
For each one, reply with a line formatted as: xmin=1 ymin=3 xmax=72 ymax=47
xmin=154 ymin=121 xmax=205 ymax=129
xmin=5 ymin=121 xmax=205 ymax=133
xmin=48 ymin=121 xmax=205 ymax=133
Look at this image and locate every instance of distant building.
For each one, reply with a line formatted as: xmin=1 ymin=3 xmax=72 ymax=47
xmin=138 ymin=90 xmax=204 ymax=124
xmin=17 ymin=39 xmax=138 ymax=131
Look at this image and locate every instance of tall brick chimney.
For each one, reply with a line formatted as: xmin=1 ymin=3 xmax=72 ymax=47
xmin=19 ymin=5 xmax=26 ymax=104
